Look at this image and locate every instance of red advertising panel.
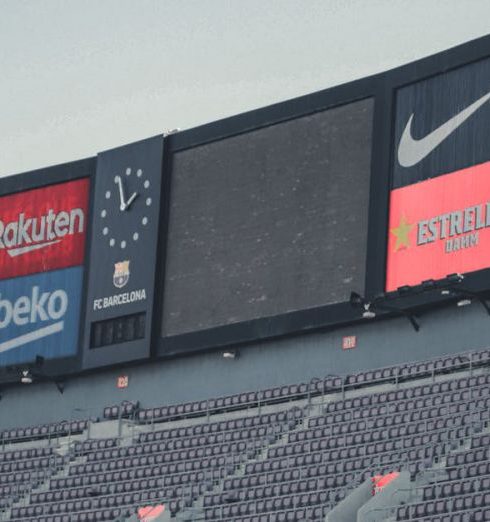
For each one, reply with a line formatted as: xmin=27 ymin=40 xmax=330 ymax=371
xmin=386 ymin=161 xmax=490 ymax=291
xmin=0 ymin=178 xmax=89 ymax=280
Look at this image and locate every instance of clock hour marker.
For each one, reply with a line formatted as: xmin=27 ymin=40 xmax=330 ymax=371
xmin=133 ymin=232 xmax=139 ymax=241
xmin=109 ymin=238 xmax=115 ymax=247
xmin=144 ymin=180 xmax=150 ymax=189
xmin=102 ymin=227 xmax=108 ymax=236
xmin=146 ymin=197 xmax=152 ymax=206
xmin=121 ymin=240 xmax=127 ymax=249
xmin=105 ymin=191 xmax=111 ymax=199
xmin=101 ymin=209 xmax=107 ymax=218
xmin=114 ymin=175 xmax=120 ymax=183
xmin=137 ymin=169 xmax=143 ymax=178
xmin=142 ymin=217 xmax=148 ymax=225
xmin=126 ymin=168 xmax=131 ymax=176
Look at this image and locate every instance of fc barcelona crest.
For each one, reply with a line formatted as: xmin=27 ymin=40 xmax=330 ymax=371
xmin=113 ymin=260 xmax=130 ymax=288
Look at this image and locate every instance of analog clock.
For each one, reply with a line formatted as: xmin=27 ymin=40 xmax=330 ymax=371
xmin=100 ymin=166 xmax=153 ymax=250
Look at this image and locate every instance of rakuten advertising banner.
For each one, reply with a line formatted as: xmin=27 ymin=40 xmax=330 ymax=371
xmin=0 ymin=179 xmax=89 ymax=280
xmin=386 ymin=161 xmax=490 ymax=291
xmin=0 ymin=267 xmax=83 ymax=365
xmin=0 ymin=178 xmax=89 ymax=366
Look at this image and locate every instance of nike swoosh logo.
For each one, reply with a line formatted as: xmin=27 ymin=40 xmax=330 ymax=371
xmin=0 ymin=321 xmax=63 ymax=353
xmin=398 ymin=90 xmax=490 ymax=168
xmin=7 ymin=240 xmax=61 ymax=258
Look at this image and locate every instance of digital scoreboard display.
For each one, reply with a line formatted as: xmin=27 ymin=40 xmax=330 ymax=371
xmin=162 ymin=98 xmax=374 ymax=337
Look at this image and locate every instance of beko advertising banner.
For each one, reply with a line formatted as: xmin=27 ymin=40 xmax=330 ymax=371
xmin=0 ymin=179 xmax=90 ymax=280
xmin=386 ymin=161 xmax=490 ymax=291
xmin=0 ymin=267 xmax=83 ymax=365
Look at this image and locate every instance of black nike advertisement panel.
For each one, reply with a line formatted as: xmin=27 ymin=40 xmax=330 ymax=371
xmin=393 ymin=56 xmax=490 ymax=189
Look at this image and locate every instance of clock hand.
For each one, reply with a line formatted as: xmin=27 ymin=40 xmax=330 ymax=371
xmin=125 ymin=192 xmax=139 ymax=209
xmin=116 ymin=176 xmax=127 ymax=211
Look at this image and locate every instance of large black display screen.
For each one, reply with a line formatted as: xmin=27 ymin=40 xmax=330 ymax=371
xmin=162 ymin=98 xmax=374 ymax=336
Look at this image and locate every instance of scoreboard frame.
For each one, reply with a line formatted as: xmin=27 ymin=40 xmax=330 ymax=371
xmin=154 ymin=34 xmax=490 ymax=357
xmin=0 ymin=35 xmax=490 ymax=381
xmin=154 ymin=77 xmax=385 ymax=357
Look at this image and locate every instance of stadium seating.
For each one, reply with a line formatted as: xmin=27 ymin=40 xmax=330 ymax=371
xmin=0 ymin=419 xmax=88 ymax=446
xmin=0 ymin=348 xmax=489 ymax=521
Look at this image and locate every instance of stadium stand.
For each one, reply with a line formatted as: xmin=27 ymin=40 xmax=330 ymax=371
xmin=0 ymin=348 xmax=489 ymax=521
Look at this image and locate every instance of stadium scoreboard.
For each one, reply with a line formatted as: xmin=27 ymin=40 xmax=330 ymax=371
xmin=1 ymin=36 xmax=490 ymax=377
xmin=162 ymin=99 xmax=373 ymax=337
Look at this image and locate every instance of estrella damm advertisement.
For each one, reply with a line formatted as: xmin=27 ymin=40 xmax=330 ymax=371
xmin=0 ymin=178 xmax=89 ymax=280
xmin=0 ymin=267 xmax=83 ymax=365
xmin=386 ymin=161 xmax=490 ymax=291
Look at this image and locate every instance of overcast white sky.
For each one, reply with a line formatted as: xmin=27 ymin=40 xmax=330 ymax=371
xmin=1 ymin=0 xmax=490 ymax=178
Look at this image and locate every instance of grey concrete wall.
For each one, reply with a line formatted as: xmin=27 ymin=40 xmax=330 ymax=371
xmin=358 ymin=471 xmax=411 ymax=522
xmin=1 ymin=300 xmax=489 ymax=430
xmin=326 ymin=479 xmax=372 ymax=522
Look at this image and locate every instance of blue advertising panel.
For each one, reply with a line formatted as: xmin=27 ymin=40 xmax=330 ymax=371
xmin=0 ymin=267 xmax=83 ymax=365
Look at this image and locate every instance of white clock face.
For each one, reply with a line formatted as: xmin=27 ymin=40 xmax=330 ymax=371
xmin=100 ymin=167 xmax=152 ymax=250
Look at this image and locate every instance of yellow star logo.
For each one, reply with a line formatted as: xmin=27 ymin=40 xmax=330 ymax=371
xmin=390 ymin=215 xmax=413 ymax=252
